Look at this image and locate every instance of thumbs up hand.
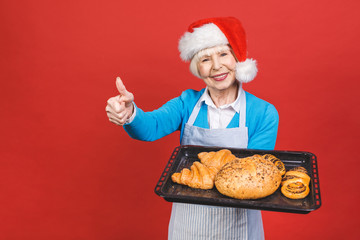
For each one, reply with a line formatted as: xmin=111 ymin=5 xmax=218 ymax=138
xmin=106 ymin=77 xmax=135 ymax=126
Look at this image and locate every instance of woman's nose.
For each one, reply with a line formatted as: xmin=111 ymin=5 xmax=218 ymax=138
xmin=212 ymin=56 xmax=222 ymax=70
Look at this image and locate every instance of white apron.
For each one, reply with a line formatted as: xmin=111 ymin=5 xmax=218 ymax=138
xmin=168 ymin=87 xmax=264 ymax=240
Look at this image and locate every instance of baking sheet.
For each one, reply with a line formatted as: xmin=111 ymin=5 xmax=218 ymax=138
xmin=154 ymin=145 xmax=321 ymax=214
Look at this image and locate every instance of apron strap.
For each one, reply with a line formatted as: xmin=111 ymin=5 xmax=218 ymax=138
xmin=187 ymin=97 xmax=203 ymax=126
xmin=239 ymin=85 xmax=246 ymax=128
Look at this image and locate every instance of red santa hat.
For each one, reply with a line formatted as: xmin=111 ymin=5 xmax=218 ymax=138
xmin=178 ymin=17 xmax=257 ymax=83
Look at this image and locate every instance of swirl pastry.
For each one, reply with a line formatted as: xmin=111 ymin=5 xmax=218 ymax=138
xmin=262 ymin=154 xmax=286 ymax=176
xmin=281 ymin=167 xmax=311 ymax=199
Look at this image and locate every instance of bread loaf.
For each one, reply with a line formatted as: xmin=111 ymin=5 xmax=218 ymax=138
xmin=215 ymin=156 xmax=282 ymax=199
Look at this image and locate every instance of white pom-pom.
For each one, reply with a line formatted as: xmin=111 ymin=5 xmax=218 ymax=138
xmin=235 ymin=58 xmax=258 ymax=83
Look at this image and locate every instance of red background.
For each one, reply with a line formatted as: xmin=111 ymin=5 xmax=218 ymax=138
xmin=1 ymin=0 xmax=359 ymax=239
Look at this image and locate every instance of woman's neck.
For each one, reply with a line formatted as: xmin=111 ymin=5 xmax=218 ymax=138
xmin=208 ymin=82 xmax=239 ymax=108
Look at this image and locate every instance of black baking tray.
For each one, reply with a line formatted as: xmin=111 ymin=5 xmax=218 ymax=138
xmin=154 ymin=145 xmax=321 ymax=214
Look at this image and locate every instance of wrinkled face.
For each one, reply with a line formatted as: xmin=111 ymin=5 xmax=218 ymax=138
xmin=197 ymin=46 xmax=237 ymax=92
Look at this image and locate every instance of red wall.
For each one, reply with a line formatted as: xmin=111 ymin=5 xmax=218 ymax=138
xmin=1 ymin=0 xmax=359 ymax=239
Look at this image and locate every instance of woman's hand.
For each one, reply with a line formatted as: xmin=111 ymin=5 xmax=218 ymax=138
xmin=106 ymin=77 xmax=134 ymax=125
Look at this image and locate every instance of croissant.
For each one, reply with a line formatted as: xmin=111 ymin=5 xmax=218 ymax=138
xmin=281 ymin=167 xmax=311 ymax=199
xmin=262 ymin=154 xmax=286 ymax=176
xmin=198 ymin=149 xmax=236 ymax=171
xmin=171 ymin=161 xmax=217 ymax=189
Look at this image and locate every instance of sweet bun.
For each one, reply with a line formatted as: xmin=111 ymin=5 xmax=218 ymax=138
xmin=281 ymin=167 xmax=311 ymax=199
xmin=262 ymin=154 xmax=286 ymax=176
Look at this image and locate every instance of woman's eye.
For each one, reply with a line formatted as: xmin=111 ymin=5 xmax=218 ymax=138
xmin=201 ymin=58 xmax=209 ymax=62
xmin=220 ymin=52 xmax=228 ymax=57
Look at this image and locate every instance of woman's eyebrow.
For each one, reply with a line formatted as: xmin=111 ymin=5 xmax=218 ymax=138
xmin=218 ymin=49 xmax=229 ymax=53
xmin=200 ymin=54 xmax=211 ymax=59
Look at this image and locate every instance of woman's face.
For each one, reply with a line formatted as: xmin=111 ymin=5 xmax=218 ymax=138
xmin=197 ymin=47 xmax=237 ymax=93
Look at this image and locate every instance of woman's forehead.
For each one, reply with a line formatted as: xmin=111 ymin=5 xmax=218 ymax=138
xmin=196 ymin=45 xmax=230 ymax=59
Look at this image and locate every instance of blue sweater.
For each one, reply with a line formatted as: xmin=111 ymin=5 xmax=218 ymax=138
xmin=124 ymin=88 xmax=279 ymax=150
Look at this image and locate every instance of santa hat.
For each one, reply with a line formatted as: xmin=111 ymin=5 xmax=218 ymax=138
xmin=178 ymin=17 xmax=257 ymax=83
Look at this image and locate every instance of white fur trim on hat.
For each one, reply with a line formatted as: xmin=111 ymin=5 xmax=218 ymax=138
xmin=235 ymin=58 xmax=258 ymax=83
xmin=179 ymin=23 xmax=228 ymax=61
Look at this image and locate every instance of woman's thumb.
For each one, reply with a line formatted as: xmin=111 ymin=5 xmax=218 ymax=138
xmin=116 ymin=76 xmax=128 ymax=95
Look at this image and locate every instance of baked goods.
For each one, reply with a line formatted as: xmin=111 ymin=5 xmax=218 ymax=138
xmin=215 ymin=155 xmax=282 ymax=199
xmin=281 ymin=167 xmax=311 ymax=199
xmin=171 ymin=161 xmax=218 ymax=189
xmin=198 ymin=149 xmax=236 ymax=171
xmin=262 ymin=154 xmax=286 ymax=176
xmin=172 ymin=148 xmax=312 ymax=201
xmin=171 ymin=149 xmax=236 ymax=190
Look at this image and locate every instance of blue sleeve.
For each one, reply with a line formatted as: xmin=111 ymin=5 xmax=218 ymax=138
xmin=122 ymin=96 xmax=185 ymax=141
xmin=247 ymin=104 xmax=279 ymax=150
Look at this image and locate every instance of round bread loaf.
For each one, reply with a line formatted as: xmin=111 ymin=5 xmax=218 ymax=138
xmin=215 ymin=156 xmax=282 ymax=199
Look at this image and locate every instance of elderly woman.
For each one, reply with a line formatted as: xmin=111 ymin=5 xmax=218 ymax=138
xmin=106 ymin=17 xmax=279 ymax=240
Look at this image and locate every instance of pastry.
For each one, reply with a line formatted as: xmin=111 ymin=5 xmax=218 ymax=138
xmin=171 ymin=161 xmax=217 ymax=189
xmin=281 ymin=167 xmax=311 ymax=199
xmin=198 ymin=149 xmax=236 ymax=171
xmin=262 ymin=154 xmax=286 ymax=176
xmin=215 ymin=155 xmax=282 ymax=199
xmin=171 ymin=149 xmax=235 ymax=190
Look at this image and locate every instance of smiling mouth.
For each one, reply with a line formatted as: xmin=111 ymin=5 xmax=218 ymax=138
xmin=211 ymin=73 xmax=228 ymax=81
